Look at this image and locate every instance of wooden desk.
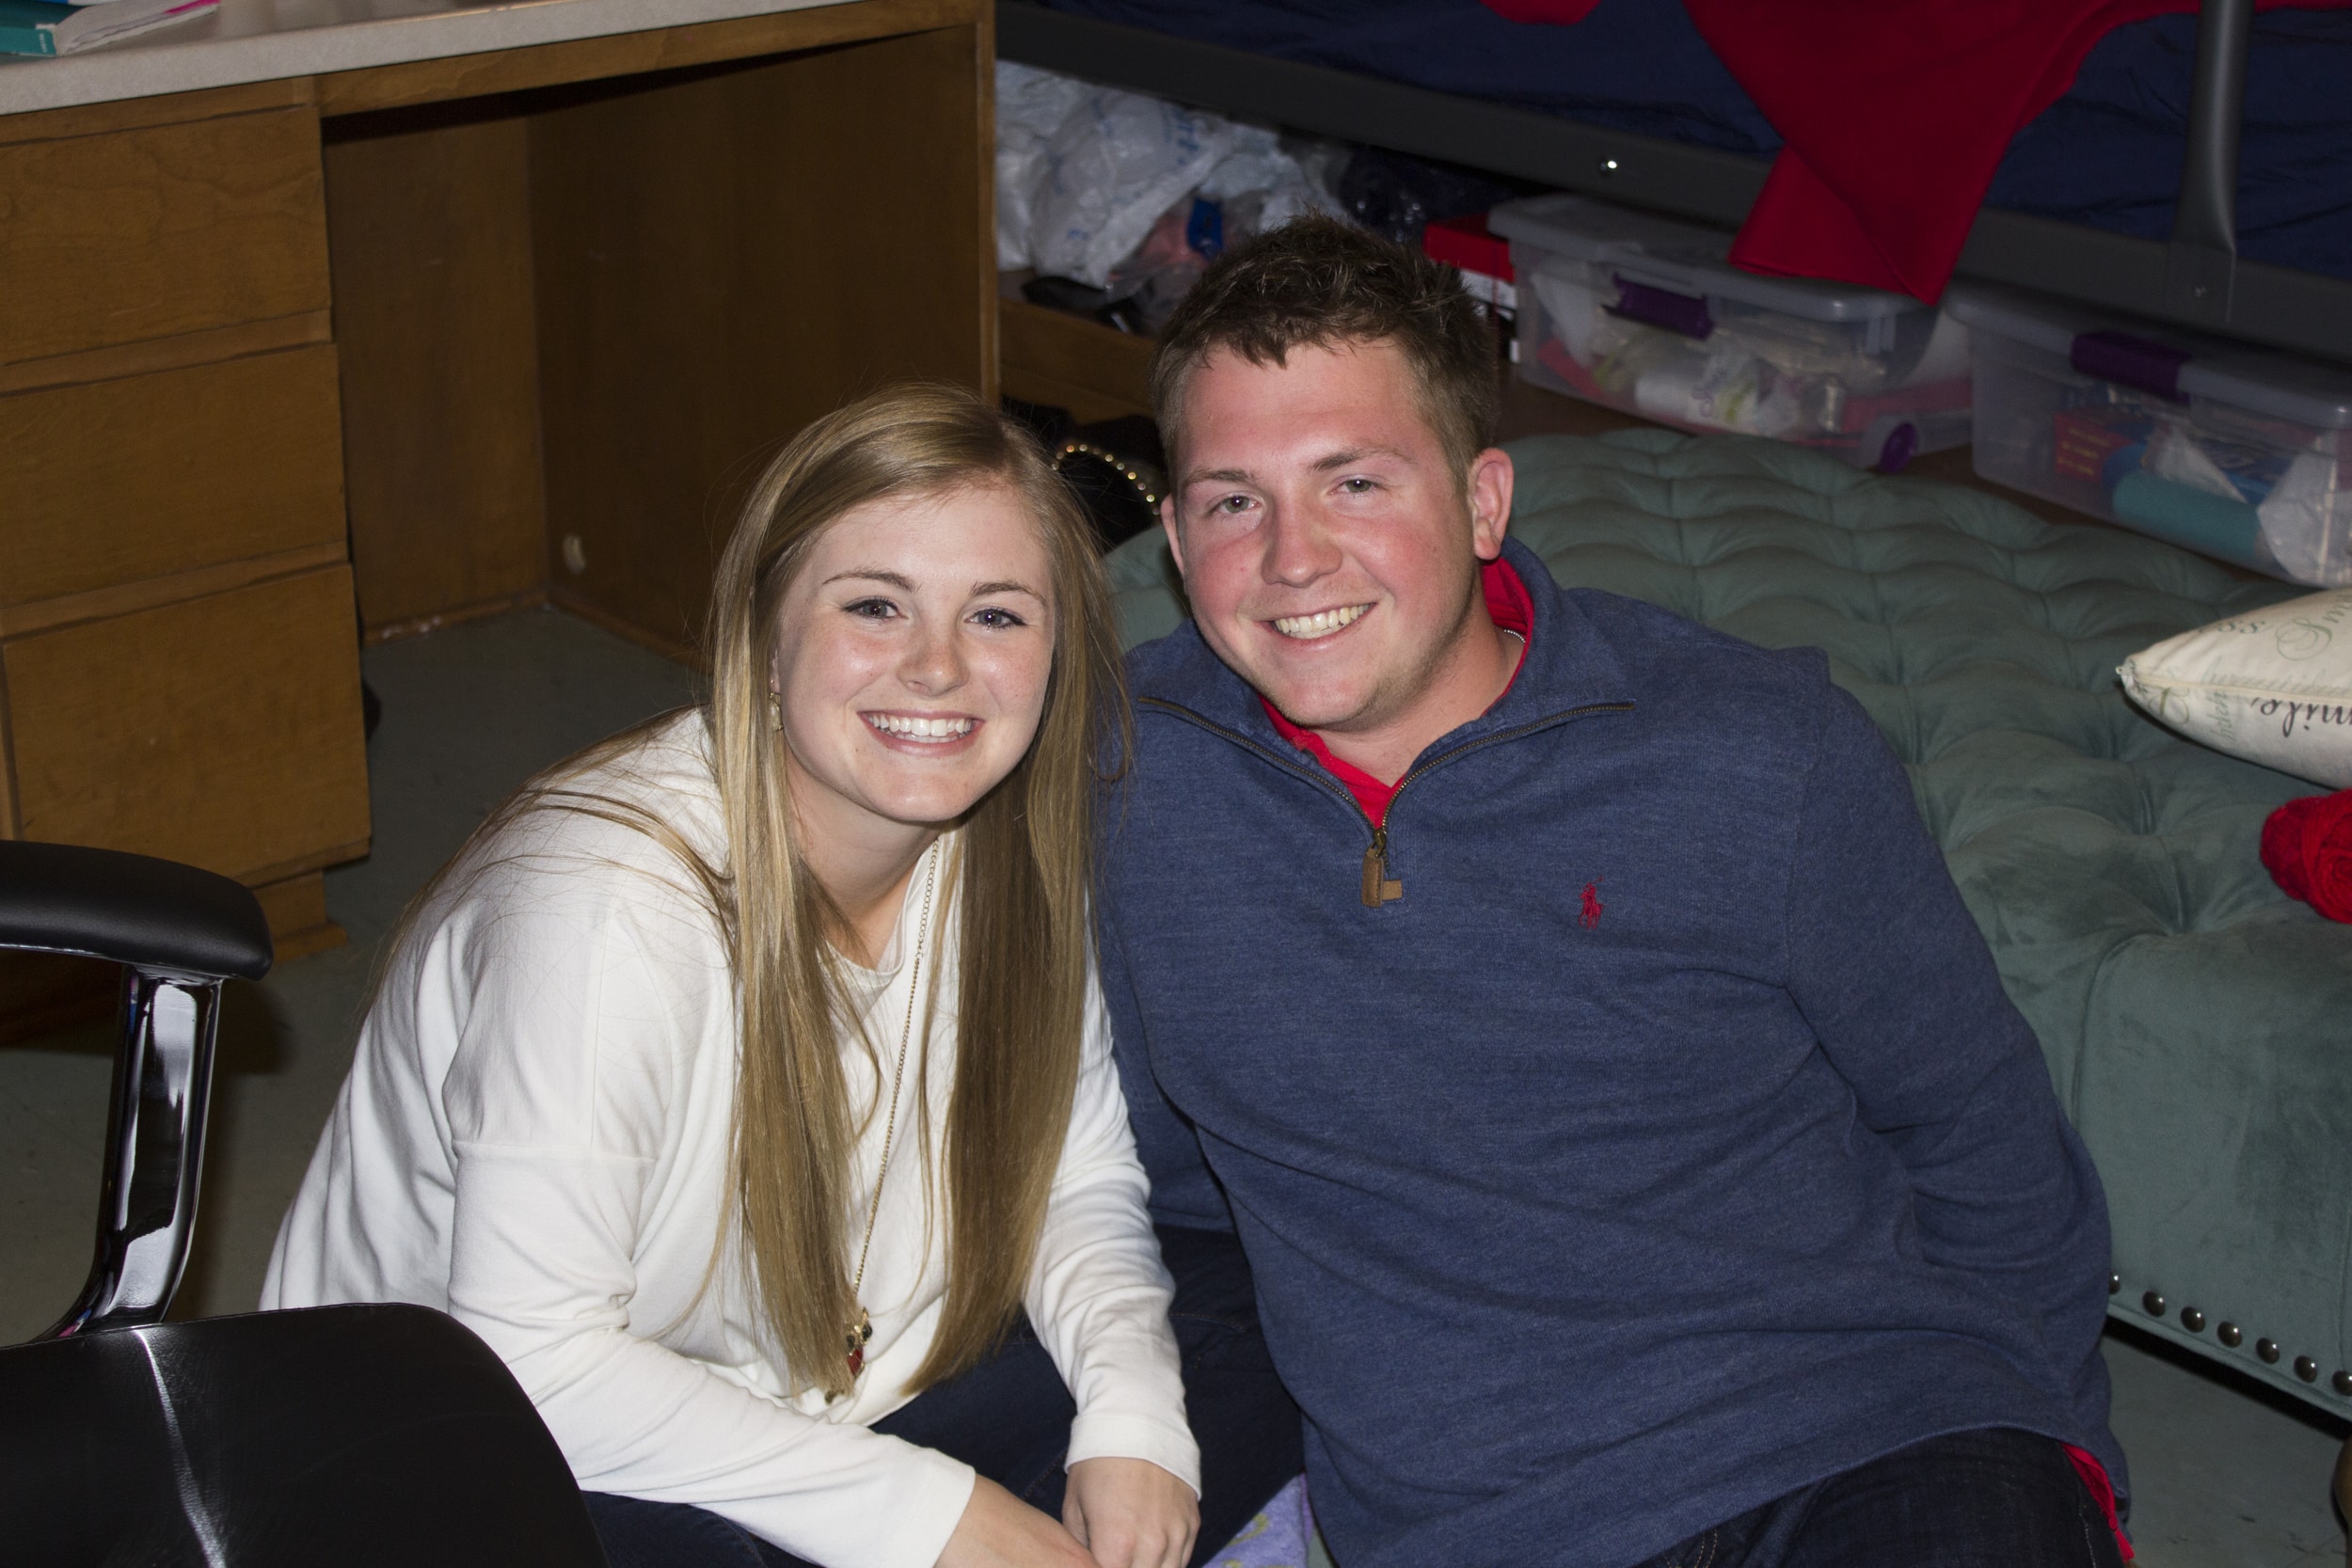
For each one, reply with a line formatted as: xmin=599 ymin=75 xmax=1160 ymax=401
xmin=0 ymin=0 xmax=993 ymax=1021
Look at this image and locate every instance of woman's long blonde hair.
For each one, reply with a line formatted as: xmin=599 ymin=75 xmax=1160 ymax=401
xmin=390 ymin=385 xmax=1124 ymax=1401
xmin=705 ymin=385 xmax=1123 ymax=1400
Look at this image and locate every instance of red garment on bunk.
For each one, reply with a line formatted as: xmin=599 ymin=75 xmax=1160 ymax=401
xmin=2261 ymin=790 xmax=2352 ymax=922
xmin=1475 ymin=0 xmax=2352 ymax=302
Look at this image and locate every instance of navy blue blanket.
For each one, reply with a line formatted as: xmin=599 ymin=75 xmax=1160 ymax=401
xmin=1038 ymin=0 xmax=2352 ymax=280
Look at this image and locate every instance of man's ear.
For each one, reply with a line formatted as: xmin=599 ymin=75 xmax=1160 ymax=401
xmin=1160 ymin=493 xmax=1187 ymax=577
xmin=1468 ymin=447 xmax=1515 ymax=562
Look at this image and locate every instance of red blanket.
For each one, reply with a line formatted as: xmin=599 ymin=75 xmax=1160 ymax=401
xmin=1479 ymin=0 xmax=2350 ymax=301
xmin=2262 ymin=791 xmax=2352 ymax=922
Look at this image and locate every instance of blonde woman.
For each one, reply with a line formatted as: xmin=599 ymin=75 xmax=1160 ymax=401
xmin=265 ymin=388 xmax=1293 ymax=1568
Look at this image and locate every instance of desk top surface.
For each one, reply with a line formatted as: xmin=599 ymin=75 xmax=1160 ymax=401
xmin=0 ymin=0 xmax=865 ymax=116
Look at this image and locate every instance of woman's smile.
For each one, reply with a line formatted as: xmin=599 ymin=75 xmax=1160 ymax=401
xmin=862 ymin=711 xmax=981 ymax=746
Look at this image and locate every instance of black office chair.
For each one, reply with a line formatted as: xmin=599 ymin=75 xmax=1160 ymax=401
xmin=0 ymin=839 xmax=607 ymax=1568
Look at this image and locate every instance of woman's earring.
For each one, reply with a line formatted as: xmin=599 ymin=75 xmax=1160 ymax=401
xmin=766 ymin=691 xmax=784 ymax=732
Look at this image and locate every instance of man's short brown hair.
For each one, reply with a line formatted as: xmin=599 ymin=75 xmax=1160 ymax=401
xmin=1148 ymin=214 xmax=1499 ymax=477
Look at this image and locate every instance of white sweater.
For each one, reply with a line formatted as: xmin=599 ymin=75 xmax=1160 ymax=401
xmin=262 ymin=713 xmax=1198 ymax=1568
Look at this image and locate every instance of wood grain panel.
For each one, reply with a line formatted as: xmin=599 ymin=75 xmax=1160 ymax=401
xmin=0 ymin=542 xmax=348 ymax=641
xmin=0 ymin=311 xmax=329 ymax=400
xmin=254 ymin=869 xmax=345 ymax=961
xmin=998 ymin=298 xmax=1155 ymax=422
xmin=532 ymin=24 xmax=989 ymax=649
xmin=999 ymin=365 xmax=1152 ymax=427
xmin=325 ymin=102 xmax=548 ymax=633
xmin=973 ymin=0 xmax=999 ymax=404
xmin=0 ymin=77 xmax=313 ymax=150
xmin=0 ymin=107 xmax=330 ymax=366
xmin=315 ymin=0 xmax=970 ymax=116
xmin=0 ymin=345 xmax=346 ymax=607
xmin=5 ymin=568 xmax=371 ymax=883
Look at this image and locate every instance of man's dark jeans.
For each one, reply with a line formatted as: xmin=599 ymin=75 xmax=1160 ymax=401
xmin=584 ymin=1224 xmax=1301 ymax=1568
xmin=1632 ymin=1426 xmax=2129 ymax=1568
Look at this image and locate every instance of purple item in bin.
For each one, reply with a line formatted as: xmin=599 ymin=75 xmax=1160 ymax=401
xmin=1206 ymin=1475 xmax=1313 ymax=1568
xmin=2069 ymin=330 xmax=2191 ymax=402
xmin=1875 ymin=420 xmax=1920 ymax=473
xmin=1609 ymin=276 xmax=1715 ymax=340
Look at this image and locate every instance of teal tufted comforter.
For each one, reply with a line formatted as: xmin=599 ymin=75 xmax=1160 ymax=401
xmin=1104 ymin=428 xmax=2352 ymax=1414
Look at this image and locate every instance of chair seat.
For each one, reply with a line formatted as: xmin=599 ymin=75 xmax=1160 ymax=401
xmin=0 ymin=1302 xmax=607 ymax=1568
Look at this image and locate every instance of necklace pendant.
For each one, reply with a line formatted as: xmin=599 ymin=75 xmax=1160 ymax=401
xmin=846 ymin=1306 xmax=873 ymax=1376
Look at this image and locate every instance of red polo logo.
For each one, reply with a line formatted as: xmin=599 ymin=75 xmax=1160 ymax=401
xmin=1579 ymin=880 xmax=1604 ymax=930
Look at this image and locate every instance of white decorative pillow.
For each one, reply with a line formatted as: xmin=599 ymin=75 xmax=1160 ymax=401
xmin=2119 ymin=589 xmax=2352 ymax=786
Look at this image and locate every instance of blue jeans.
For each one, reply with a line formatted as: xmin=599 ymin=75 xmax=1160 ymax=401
xmin=1631 ymin=1426 xmax=2129 ymax=1568
xmin=584 ymin=1224 xmax=1302 ymax=1568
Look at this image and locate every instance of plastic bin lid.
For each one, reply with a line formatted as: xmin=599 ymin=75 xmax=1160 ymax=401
xmin=1946 ymin=280 xmax=2352 ymax=430
xmin=1488 ymin=192 xmax=1927 ymax=324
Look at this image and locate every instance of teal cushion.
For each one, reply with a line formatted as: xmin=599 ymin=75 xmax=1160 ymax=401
xmin=1105 ymin=428 xmax=2352 ymax=1412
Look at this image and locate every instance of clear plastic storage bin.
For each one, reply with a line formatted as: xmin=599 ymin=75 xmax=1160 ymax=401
xmin=1489 ymin=194 xmax=1972 ymax=470
xmin=1946 ymin=282 xmax=2352 ymax=587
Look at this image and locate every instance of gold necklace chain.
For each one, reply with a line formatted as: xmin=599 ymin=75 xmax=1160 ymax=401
xmin=844 ymin=840 xmax=939 ymax=1377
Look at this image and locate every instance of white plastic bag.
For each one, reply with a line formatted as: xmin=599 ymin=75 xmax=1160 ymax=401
xmin=1197 ymin=126 xmax=1347 ymax=240
xmin=1027 ymin=90 xmax=1237 ymax=287
xmin=995 ymin=64 xmax=1348 ymax=288
xmin=995 ymin=62 xmax=1092 ymax=271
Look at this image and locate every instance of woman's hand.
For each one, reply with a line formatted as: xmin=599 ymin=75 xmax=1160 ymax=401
xmin=1062 ymin=1457 xmax=1200 ymax=1568
xmin=938 ymin=1476 xmax=1096 ymax=1568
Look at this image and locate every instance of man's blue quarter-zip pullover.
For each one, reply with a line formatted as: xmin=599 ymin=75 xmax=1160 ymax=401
xmin=1095 ymin=537 xmax=2122 ymax=1568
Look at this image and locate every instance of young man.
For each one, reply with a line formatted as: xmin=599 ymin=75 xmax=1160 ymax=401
xmin=1094 ymin=217 xmax=2129 ymax=1568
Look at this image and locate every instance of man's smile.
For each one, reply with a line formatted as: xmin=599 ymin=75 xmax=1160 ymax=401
xmin=1268 ymin=604 xmax=1373 ymax=640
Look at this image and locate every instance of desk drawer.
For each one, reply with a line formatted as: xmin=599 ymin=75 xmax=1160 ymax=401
xmin=0 ymin=107 xmax=330 ymax=366
xmin=0 ymin=344 xmax=346 ymax=608
xmin=4 ymin=566 xmax=370 ymax=882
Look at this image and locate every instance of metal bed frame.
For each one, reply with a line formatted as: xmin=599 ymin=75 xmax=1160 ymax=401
xmin=997 ymin=0 xmax=2352 ymax=365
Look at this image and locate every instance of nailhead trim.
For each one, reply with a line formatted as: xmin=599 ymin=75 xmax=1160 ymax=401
xmin=2109 ymin=1283 xmax=2345 ymax=1395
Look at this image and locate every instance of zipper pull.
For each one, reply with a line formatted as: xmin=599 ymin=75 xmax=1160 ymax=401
xmin=1360 ymin=827 xmax=1403 ymax=908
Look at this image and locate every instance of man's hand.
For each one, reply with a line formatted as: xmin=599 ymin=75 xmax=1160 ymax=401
xmin=937 ymin=1476 xmax=1095 ymax=1568
xmin=1062 ymin=1457 xmax=1200 ymax=1568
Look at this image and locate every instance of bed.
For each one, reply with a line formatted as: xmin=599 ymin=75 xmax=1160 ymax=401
xmin=997 ymin=0 xmax=2352 ymax=365
xmin=1101 ymin=429 xmax=2352 ymax=1422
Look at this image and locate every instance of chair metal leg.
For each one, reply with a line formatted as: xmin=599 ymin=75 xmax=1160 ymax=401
xmin=40 ymin=969 xmax=225 ymax=1338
